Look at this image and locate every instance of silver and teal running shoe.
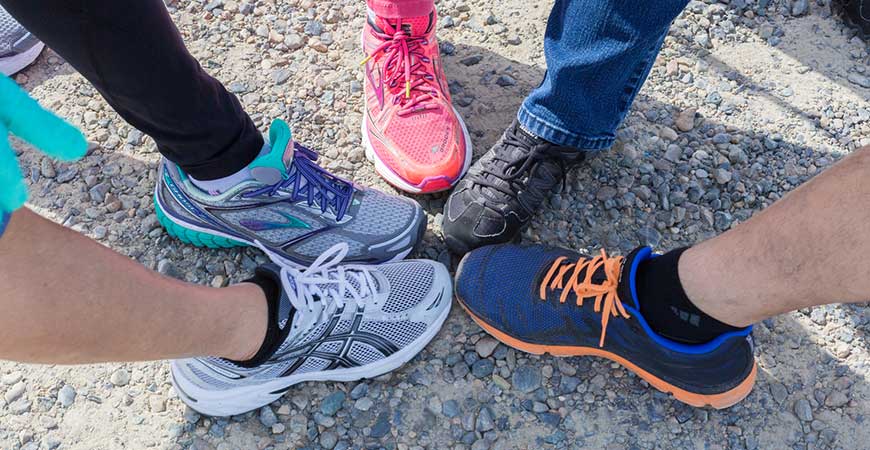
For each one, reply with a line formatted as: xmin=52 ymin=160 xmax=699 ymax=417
xmin=0 ymin=5 xmax=44 ymax=76
xmin=171 ymin=242 xmax=452 ymax=417
xmin=155 ymin=119 xmax=426 ymax=265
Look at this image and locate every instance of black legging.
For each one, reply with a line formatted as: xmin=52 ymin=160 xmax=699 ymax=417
xmin=0 ymin=0 xmax=262 ymax=180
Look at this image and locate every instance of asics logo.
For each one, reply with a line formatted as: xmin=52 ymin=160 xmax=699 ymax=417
xmin=276 ymin=313 xmax=399 ymax=377
xmin=240 ymin=210 xmax=311 ymax=231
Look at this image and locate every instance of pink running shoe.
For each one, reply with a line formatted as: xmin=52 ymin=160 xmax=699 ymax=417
xmin=361 ymin=9 xmax=472 ymax=194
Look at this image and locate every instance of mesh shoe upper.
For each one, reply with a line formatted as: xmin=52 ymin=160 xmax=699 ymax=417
xmin=455 ymin=244 xmax=755 ymax=395
xmin=362 ymin=10 xmax=469 ymax=190
xmin=0 ymin=6 xmax=37 ymax=57
xmin=156 ymin=119 xmax=425 ymax=264
xmin=174 ymin=243 xmax=451 ymax=393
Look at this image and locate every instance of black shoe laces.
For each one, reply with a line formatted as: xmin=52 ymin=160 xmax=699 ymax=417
xmin=468 ymin=127 xmax=572 ymax=204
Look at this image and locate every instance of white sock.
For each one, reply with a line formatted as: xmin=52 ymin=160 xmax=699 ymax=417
xmin=191 ymin=143 xmax=270 ymax=195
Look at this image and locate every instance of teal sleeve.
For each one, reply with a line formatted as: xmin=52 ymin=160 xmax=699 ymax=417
xmin=0 ymin=75 xmax=88 ymax=212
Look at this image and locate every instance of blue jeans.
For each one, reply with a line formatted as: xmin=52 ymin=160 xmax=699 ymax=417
xmin=518 ymin=0 xmax=690 ymax=149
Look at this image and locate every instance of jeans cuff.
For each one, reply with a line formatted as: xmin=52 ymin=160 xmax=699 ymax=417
xmin=517 ymin=105 xmax=615 ymax=151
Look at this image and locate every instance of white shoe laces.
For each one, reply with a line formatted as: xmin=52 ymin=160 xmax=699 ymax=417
xmin=255 ymin=242 xmax=379 ymax=315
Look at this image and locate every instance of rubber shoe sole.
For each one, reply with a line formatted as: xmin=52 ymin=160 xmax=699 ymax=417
xmin=0 ymin=41 xmax=44 ymax=76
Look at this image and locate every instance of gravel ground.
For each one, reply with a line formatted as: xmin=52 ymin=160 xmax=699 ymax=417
xmin=2 ymin=0 xmax=869 ymax=449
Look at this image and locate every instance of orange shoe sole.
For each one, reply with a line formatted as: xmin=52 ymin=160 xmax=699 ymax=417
xmin=456 ymin=296 xmax=757 ymax=409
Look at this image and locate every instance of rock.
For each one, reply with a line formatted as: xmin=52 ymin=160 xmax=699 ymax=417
xmin=511 ymin=366 xmax=541 ymax=393
xmin=57 ymin=385 xmax=76 ymax=407
xmin=4 ymin=382 xmax=26 ymax=404
xmin=126 ymin=129 xmax=144 ymax=145
xmin=238 ymin=2 xmax=254 ymax=14
xmin=791 ymin=0 xmax=808 ymax=16
xmin=354 ymin=397 xmax=374 ymax=411
xmin=2 ymin=372 xmax=22 ymax=385
xmin=659 ymin=127 xmax=679 ymax=141
xmin=304 ymin=20 xmax=323 ymax=36
xmin=507 ymin=35 xmax=522 ymax=45
xmin=109 ymin=369 xmax=131 ymax=387
xmin=496 ymin=75 xmax=516 ymax=87
xmin=350 ymin=383 xmax=369 ymax=400
xmin=475 ymin=337 xmax=499 ymax=358
xmin=9 ymin=398 xmax=31 ymax=415
xmin=825 ymin=391 xmax=849 ymax=408
xmin=440 ymin=41 xmax=456 ymax=55
xmin=728 ymin=147 xmax=748 ymax=164
xmin=637 ymin=227 xmax=662 ymax=246
xmin=41 ymin=159 xmax=56 ymax=178
xmin=596 ymin=186 xmax=618 ymax=201
xmin=476 ymin=406 xmax=495 ymax=432
xmin=847 ymin=73 xmax=870 ymax=89
xmin=149 ymin=395 xmax=166 ymax=413
xmin=259 ymin=406 xmax=278 ymax=428
xmin=714 ymin=168 xmax=733 ymax=184
xmin=284 ymin=33 xmax=305 ymax=50
xmin=56 ymin=167 xmax=78 ymax=183
xmin=556 ymin=359 xmax=577 ymax=376
xmin=157 ymin=259 xmax=179 ymax=278
xmin=320 ymin=391 xmax=345 ymax=416
xmin=204 ymin=0 xmax=223 ymax=11
xmin=770 ymin=381 xmax=788 ymax=404
xmin=460 ymin=55 xmax=483 ymax=66
xmin=370 ymin=411 xmax=391 ymax=438
xmin=272 ymin=68 xmax=292 ymax=85
xmin=183 ymin=406 xmax=201 ymax=424
xmin=89 ymin=182 xmax=110 ymax=203
xmin=271 ymin=423 xmax=285 ymax=434
xmin=442 ymin=399 xmax=460 ymax=418
xmin=320 ymin=431 xmax=338 ymax=449
xmin=471 ymin=359 xmax=495 ymax=378
xmin=794 ymin=398 xmax=813 ymax=422
xmin=706 ymin=91 xmax=722 ymax=105
xmin=664 ymin=144 xmax=682 ymax=162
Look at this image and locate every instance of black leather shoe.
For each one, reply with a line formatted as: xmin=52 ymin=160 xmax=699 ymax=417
xmin=442 ymin=120 xmax=585 ymax=255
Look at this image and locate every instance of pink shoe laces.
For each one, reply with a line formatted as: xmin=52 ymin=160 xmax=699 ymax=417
xmin=361 ymin=20 xmax=441 ymax=116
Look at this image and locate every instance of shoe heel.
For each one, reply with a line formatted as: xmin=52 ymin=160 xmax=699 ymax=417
xmin=154 ymin=196 xmax=247 ymax=249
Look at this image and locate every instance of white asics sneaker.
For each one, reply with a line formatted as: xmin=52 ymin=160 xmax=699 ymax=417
xmin=0 ymin=6 xmax=44 ymax=76
xmin=171 ymin=243 xmax=452 ymax=417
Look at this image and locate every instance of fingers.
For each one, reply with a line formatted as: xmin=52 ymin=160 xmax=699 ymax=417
xmin=0 ymin=122 xmax=29 ymax=212
xmin=0 ymin=76 xmax=87 ymax=162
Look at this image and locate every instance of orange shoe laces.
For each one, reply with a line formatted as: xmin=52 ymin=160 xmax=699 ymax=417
xmin=539 ymin=249 xmax=630 ymax=347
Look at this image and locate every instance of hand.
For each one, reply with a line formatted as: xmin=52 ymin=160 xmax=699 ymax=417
xmin=0 ymin=75 xmax=87 ymax=213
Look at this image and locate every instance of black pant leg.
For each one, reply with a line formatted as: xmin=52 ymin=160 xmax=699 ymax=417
xmin=0 ymin=0 xmax=262 ymax=179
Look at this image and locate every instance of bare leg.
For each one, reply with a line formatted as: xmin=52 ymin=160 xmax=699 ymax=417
xmin=0 ymin=208 xmax=266 ymax=364
xmin=681 ymin=145 xmax=870 ymax=327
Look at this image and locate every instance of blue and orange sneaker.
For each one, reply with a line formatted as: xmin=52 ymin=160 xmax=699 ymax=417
xmin=454 ymin=244 xmax=757 ymax=409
